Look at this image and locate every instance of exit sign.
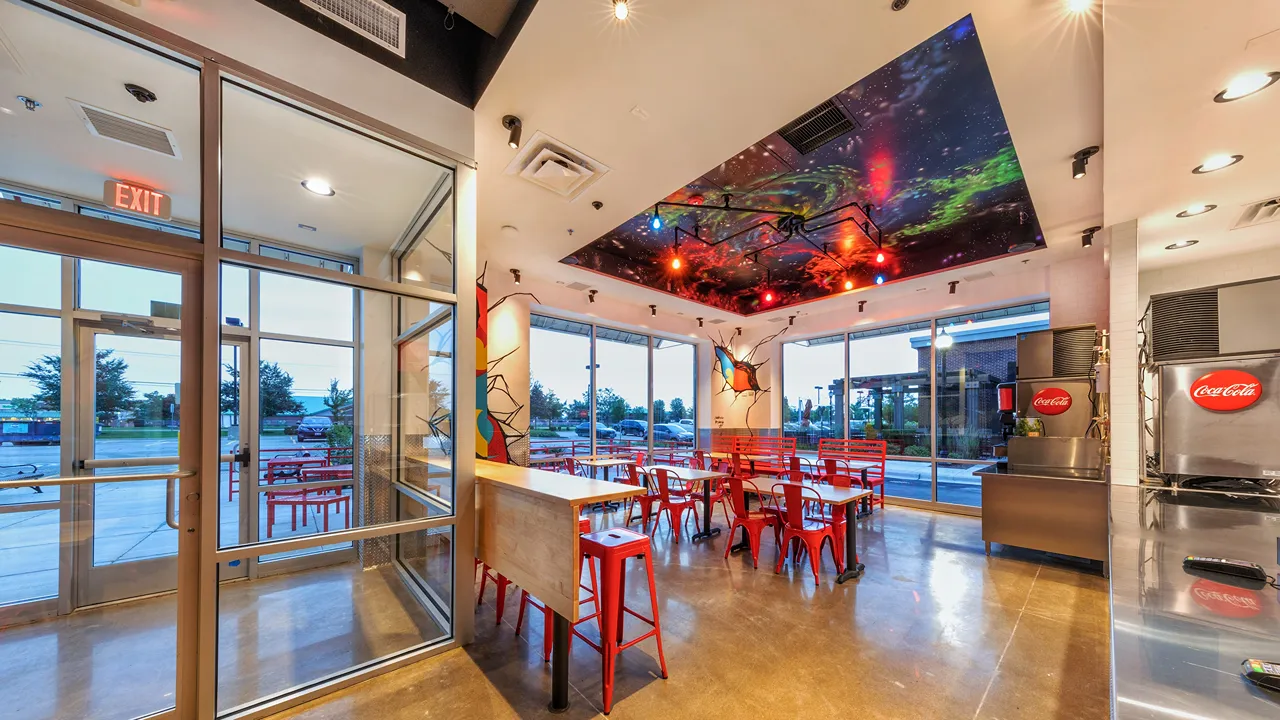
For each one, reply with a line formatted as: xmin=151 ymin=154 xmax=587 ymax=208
xmin=104 ymin=180 xmax=170 ymax=220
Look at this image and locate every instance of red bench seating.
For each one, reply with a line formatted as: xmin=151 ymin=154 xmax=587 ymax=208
xmin=711 ymin=435 xmax=796 ymax=475
xmin=817 ymin=438 xmax=887 ymax=511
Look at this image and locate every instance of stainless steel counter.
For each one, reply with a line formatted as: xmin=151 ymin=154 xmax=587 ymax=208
xmin=1110 ymin=485 xmax=1280 ymax=718
xmin=976 ymin=462 xmax=1109 ymax=564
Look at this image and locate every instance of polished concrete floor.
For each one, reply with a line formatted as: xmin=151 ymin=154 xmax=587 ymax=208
xmin=0 ymin=560 xmax=447 ymax=720
xmin=275 ymin=505 xmax=1111 ymax=720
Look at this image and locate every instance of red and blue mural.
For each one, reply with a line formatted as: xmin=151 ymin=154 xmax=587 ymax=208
xmin=562 ymin=15 xmax=1044 ymax=315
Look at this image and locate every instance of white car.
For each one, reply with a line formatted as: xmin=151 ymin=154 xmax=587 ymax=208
xmin=678 ymin=419 xmax=694 ymax=428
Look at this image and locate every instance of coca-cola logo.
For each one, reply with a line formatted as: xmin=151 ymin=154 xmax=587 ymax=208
xmin=1190 ymin=578 xmax=1261 ymax=618
xmin=1189 ymin=370 xmax=1262 ymax=412
xmin=1030 ymin=387 xmax=1072 ymax=415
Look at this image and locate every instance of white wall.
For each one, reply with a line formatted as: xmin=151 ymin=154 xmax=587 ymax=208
xmin=1139 ymin=244 xmax=1280 ymax=309
xmin=119 ymin=0 xmax=475 ymax=161
xmin=1108 ymin=221 xmax=1140 ymax=486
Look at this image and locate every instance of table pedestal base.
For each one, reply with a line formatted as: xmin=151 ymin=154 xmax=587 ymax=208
xmin=548 ymin=613 xmax=570 ymax=713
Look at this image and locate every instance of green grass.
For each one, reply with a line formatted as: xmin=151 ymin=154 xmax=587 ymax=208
xmin=97 ymin=427 xmax=180 ymax=439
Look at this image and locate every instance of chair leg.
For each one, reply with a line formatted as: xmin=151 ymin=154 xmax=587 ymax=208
xmin=723 ymin=519 xmax=740 ymax=560
xmin=478 ymin=565 xmax=489 ymax=605
xmin=806 ymin=536 xmax=824 ymax=585
xmin=747 ymin=524 xmax=765 ymax=569
xmin=495 ymin=575 xmax=510 ymax=624
xmin=516 ymin=589 xmax=529 ymax=634
xmin=641 ymin=550 xmax=669 ymax=680
xmin=775 ymin=533 xmax=791 ymax=574
xmin=719 ymin=497 xmax=732 ymax=527
xmin=542 ymin=604 xmax=554 ymax=663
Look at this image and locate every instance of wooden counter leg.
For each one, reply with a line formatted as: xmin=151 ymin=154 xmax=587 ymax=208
xmin=549 ymin=612 xmax=570 ymax=713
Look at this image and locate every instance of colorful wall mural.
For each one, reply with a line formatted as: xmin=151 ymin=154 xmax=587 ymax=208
xmin=711 ymin=328 xmax=785 ymax=433
xmin=562 ymin=15 xmax=1044 ymax=315
xmin=476 ymin=270 xmax=535 ymax=465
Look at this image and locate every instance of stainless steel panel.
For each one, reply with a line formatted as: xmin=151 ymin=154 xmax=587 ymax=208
xmin=980 ymin=473 xmax=1108 ymax=562
xmin=1158 ymin=356 xmax=1280 ymax=479
xmin=1016 ymin=379 xmax=1093 ymax=437
xmin=1016 ymin=329 xmax=1054 ymax=379
xmin=1218 ymin=278 xmax=1280 ymax=355
xmin=1008 ymin=436 xmax=1103 ymax=478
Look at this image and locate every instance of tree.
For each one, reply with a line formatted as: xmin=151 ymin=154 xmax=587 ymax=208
xmin=134 ymin=391 xmax=176 ymax=425
xmin=220 ymin=363 xmax=240 ymax=415
xmin=668 ymin=397 xmax=686 ymax=421
xmin=323 ymin=378 xmax=354 ymax=421
xmin=596 ymin=388 xmax=627 ymax=425
xmin=529 ymin=380 xmax=565 ymax=421
xmin=259 ymin=361 xmax=304 ymax=418
xmin=652 ymin=399 xmax=666 ymax=423
xmin=21 ymin=350 xmax=135 ymax=422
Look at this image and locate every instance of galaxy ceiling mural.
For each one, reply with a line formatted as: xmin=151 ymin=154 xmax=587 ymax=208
xmin=562 ymin=15 xmax=1044 ymax=315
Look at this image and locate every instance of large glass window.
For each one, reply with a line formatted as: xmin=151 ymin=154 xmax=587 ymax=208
xmin=652 ymin=338 xmax=696 ymax=457
xmin=596 ymin=327 xmax=650 ymax=456
xmin=0 ymin=246 xmax=60 ymax=309
xmin=848 ymin=322 xmax=933 ymax=457
xmin=529 ymin=316 xmax=593 ymax=460
xmin=781 ymin=334 xmax=844 ymax=452
xmin=933 ymin=302 xmax=1049 ymax=505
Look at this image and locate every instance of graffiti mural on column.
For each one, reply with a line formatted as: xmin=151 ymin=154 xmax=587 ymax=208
xmin=711 ymin=327 xmax=786 ymax=433
xmin=476 ymin=270 xmax=537 ymax=464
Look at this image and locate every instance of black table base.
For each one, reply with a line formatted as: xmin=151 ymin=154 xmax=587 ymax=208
xmin=835 ymin=509 xmax=863 ymax=583
xmin=548 ymin=612 xmax=570 ymax=713
xmin=691 ymin=477 xmax=720 ymax=542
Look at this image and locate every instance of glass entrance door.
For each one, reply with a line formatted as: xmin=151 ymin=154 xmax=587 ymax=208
xmin=74 ymin=321 xmax=184 ymax=606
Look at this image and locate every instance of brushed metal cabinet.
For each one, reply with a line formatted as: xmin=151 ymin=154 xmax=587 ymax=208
xmin=1159 ymin=356 xmax=1280 ymax=479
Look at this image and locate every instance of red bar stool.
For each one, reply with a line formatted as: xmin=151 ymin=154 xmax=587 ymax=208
xmin=515 ymin=518 xmax=599 ymax=660
xmin=574 ymin=527 xmax=669 ymax=714
xmin=477 ymin=562 xmax=511 ymax=624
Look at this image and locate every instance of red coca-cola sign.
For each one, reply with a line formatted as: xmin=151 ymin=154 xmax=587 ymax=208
xmin=1190 ymin=578 xmax=1261 ymax=618
xmin=1189 ymin=370 xmax=1262 ymax=412
xmin=1030 ymin=387 xmax=1072 ymax=415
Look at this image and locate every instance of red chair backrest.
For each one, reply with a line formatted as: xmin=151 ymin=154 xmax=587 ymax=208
xmin=634 ymin=451 xmax=646 ymax=466
xmin=653 ymin=468 xmax=677 ymax=502
xmin=827 ymin=474 xmax=853 ymax=489
xmin=563 ymin=457 xmax=577 ymax=475
xmin=726 ymin=476 xmax=762 ymax=518
xmin=624 ymin=463 xmax=642 ymax=486
xmin=774 ymin=482 xmax=821 ymax=528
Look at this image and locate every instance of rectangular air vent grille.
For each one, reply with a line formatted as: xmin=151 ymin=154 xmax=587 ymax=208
xmin=301 ymin=0 xmax=406 ymax=57
xmin=777 ymin=100 xmax=856 ymax=155
xmin=1150 ymin=290 xmax=1219 ymax=362
xmin=1233 ymin=196 xmax=1280 ymax=230
xmin=1051 ymin=326 xmax=1096 ymax=377
xmin=70 ymin=101 xmax=179 ymax=158
xmin=565 ymin=281 xmax=592 ymax=291
xmin=706 ymin=318 xmax=727 ymax=325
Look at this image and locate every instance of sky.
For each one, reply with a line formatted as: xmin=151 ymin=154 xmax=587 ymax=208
xmin=1 ymin=244 xmax=361 ymax=407
xmin=529 ymin=326 xmax=696 ymax=412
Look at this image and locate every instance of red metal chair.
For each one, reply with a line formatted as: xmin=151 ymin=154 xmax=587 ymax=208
xmin=622 ymin=463 xmax=659 ymax=530
xmin=299 ymin=466 xmax=353 ymax=533
xmin=515 ymin=518 xmax=599 ymax=661
xmin=574 ymin=528 xmax=669 ymax=713
xmin=648 ymin=468 xmax=701 ymax=542
xmin=477 ymin=562 xmax=512 ymax=624
xmin=772 ymin=482 xmax=842 ymax=585
xmin=723 ymin=477 xmax=781 ymax=568
xmin=263 ymin=457 xmax=328 ymax=538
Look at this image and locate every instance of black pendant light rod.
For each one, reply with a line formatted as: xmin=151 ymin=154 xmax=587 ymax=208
xmin=652 ymin=196 xmax=883 ymax=257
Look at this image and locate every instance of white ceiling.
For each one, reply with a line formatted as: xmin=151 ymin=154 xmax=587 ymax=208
xmin=445 ymin=0 xmax=521 ymax=37
xmin=0 ymin=0 xmax=449 ymax=263
xmin=475 ymin=0 xmax=1105 ymax=325
xmin=1104 ymin=0 xmax=1280 ymax=271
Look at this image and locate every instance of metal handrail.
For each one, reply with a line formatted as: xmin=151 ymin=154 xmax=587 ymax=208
xmin=0 ymin=469 xmax=195 ymax=490
xmin=82 ymin=455 xmax=232 ymax=469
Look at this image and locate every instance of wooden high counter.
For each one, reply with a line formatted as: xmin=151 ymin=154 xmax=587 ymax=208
xmin=475 ymin=459 xmax=644 ymax=621
xmin=475 ymin=459 xmax=645 ymax=712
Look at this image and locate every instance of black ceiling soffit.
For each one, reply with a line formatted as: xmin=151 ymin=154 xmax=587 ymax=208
xmin=253 ymin=0 xmax=538 ymax=109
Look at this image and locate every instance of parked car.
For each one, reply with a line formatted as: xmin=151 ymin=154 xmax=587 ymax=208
xmin=615 ymin=419 xmax=648 ymax=437
xmin=678 ymin=419 xmax=694 ymax=428
xmin=296 ymin=416 xmax=333 ymax=441
xmin=653 ymin=424 xmax=694 ymax=442
xmin=575 ymin=422 xmax=617 ymax=439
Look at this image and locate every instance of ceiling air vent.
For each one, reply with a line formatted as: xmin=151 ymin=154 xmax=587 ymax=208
xmin=706 ymin=318 xmax=727 ymax=325
xmin=69 ymin=100 xmax=180 ymax=158
xmin=504 ymin=131 xmax=611 ymax=201
xmin=300 ymin=0 xmax=406 ymax=57
xmin=1150 ymin=290 xmax=1219 ymax=362
xmin=565 ymin=281 xmax=592 ymax=291
xmin=777 ymin=99 xmax=856 ymax=155
xmin=1232 ymin=196 xmax=1280 ymax=230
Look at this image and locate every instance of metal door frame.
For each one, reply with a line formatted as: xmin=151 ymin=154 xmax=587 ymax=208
xmin=74 ymin=319 xmax=185 ymax=606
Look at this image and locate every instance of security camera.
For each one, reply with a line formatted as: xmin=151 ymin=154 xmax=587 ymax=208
xmin=125 ymin=83 xmax=157 ymax=103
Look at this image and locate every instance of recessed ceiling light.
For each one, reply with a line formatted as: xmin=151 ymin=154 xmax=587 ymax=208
xmin=1176 ymin=204 xmax=1217 ymax=218
xmin=0 ymin=107 xmax=12 ymax=115
xmin=843 ymin=279 xmax=854 ymax=291
xmin=1165 ymin=239 xmax=1199 ymax=250
xmin=301 ymin=178 xmax=335 ymax=196
xmin=612 ymin=0 xmax=629 ymax=20
xmin=1192 ymin=154 xmax=1242 ymax=174
xmin=1066 ymin=0 xmax=1092 ymax=12
xmin=1214 ymin=71 xmax=1280 ymax=103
